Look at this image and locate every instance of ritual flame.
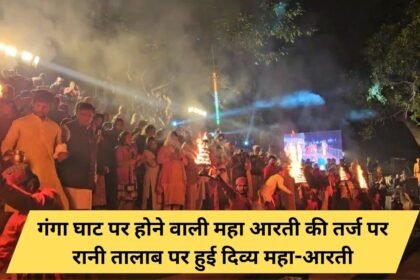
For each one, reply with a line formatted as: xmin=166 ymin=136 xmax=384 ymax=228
xmin=356 ymin=164 xmax=368 ymax=189
xmin=286 ymin=140 xmax=306 ymax=183
xmin=0 ymin=84 xmax=3 ymax=98
xmin=339 ymin=166 xmax=348 ymax=181
xmin=195 ymin=134 xmax=211 ymax=166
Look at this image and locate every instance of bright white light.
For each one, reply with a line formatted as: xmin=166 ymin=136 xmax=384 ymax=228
xmin=243 ymin=140 xmax=249 ymax=146
xmin=32 ymin=56 xmax=40 ymax=66
xmin=21 ymin=51 xmax=33 ymax=62
xmin=188 ymin=106 xmax=207 ymax=117
xmin=171 ymin=120 xmax=178 ymax=127
xmin=4 ymin=46 xmax=17 ymax=57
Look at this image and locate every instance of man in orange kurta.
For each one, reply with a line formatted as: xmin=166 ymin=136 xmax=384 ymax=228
xmin=157 ymin=132 xmax=187 ymax=210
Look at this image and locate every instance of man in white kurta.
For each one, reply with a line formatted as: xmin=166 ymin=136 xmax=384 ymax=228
xmin=1 ymin=90 xmax=69 ymax=209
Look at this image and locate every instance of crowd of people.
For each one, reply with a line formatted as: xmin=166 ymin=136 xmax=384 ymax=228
xmin=0 ymin=69 xmax=419 ymax=274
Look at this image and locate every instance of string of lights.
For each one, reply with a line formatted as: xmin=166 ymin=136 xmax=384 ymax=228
xmin=0 ymin=42 xmax=40 ymax=67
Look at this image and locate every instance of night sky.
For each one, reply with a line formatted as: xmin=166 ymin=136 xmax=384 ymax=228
xmin=262 ymin=0 xmax=418 ymax=163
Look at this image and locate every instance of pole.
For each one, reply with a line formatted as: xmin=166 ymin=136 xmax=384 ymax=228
xmin=211 ymin=46 xmax=221 ymax=126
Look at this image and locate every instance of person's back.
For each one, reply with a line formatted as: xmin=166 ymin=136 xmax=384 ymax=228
xmin=133 ymin=133 xmax=147 ymax=154
xmin=259 ymin=169 xmax=293 ymax=209
xmin=102 ymin=129 xmax=119 ymax=168
xmin=0 ymin=189 xmax=61 ymax=271
xmin=0 ymin=163 xmax=62 ymax=272
xmin=101 ymin=118 xmax=125 ymax=209
xmin=250 ymin=152 xmax=265 ymax=178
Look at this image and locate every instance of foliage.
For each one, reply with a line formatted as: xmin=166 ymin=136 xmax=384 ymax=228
xmin=217 ymin=0 xmax=315 ymax=65
xmin=364 ymin=0 xmax=419 ymax=126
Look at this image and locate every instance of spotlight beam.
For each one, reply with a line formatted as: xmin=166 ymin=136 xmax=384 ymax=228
xmin=245 ymin=90 xmax=262 ymax=145
xmin=41 ymin=61 xmax=175 ymax=111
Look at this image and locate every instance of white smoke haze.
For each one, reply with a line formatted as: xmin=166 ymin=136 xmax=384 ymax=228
xmin=0 ymin=0 xmax=365 ymax=153
xmin=0 ymin=0 xmax=220 ymax=105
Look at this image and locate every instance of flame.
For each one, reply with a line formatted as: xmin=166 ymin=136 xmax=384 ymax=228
xmin=356 ymin=164 xmax=368 ymax=189
xmin=195 ymin=133 xmax=211 ymax=165
xmin=339 ymin=166 xmax=348 ymax=181
xmin=285 ymin=139 xmax=306 ymax=183
xmin=0 ymin=84 xmax=3 ymax=98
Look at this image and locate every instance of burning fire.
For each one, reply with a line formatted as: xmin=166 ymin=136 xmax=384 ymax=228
xmin=339 ymin=166 xmax=348 ymax=181
xmin=356 ymin=164 xmax=367 ymax=189
xmin=195 ymin=133 xmax=211 ymax=166
xmin=285 ymin=137 xmax=306 ymax=183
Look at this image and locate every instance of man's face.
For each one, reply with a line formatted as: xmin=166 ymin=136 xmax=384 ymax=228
xmin=115 ymin=121 xmax=125 ymax=132
xmin=95 ymin=117 xmax=104 ymax=127
xmin=235 ymin=181 xmax=248 ymax=195
xmin=33 ymin=101 xmax=50 ymax=118
xmin=77 ymin=109 xmax=94 ymax=127
xmin=254 ymin=147 xmax=261 ymax=154
xmin=269 ymin=158 xmax=276 ymax=165
xmin=148 ymin=128 xmax=156 ymax=137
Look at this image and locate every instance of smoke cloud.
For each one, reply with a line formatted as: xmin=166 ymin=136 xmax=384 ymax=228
xmin=0 ymin=0 xmax=227 ymax=108
xmin=0 ymin=0 xmax=365 ymax=153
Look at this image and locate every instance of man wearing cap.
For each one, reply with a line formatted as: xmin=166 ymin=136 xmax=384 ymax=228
xmin=0 ymin=161 xmax=62 ymax=273
xmin=1 ymin=89 xmax=69 ymax=209
xmin=210 ymin=172 xmax=252 ymax=210
xmin=228 ymin=177 xmax=252 ymax=210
